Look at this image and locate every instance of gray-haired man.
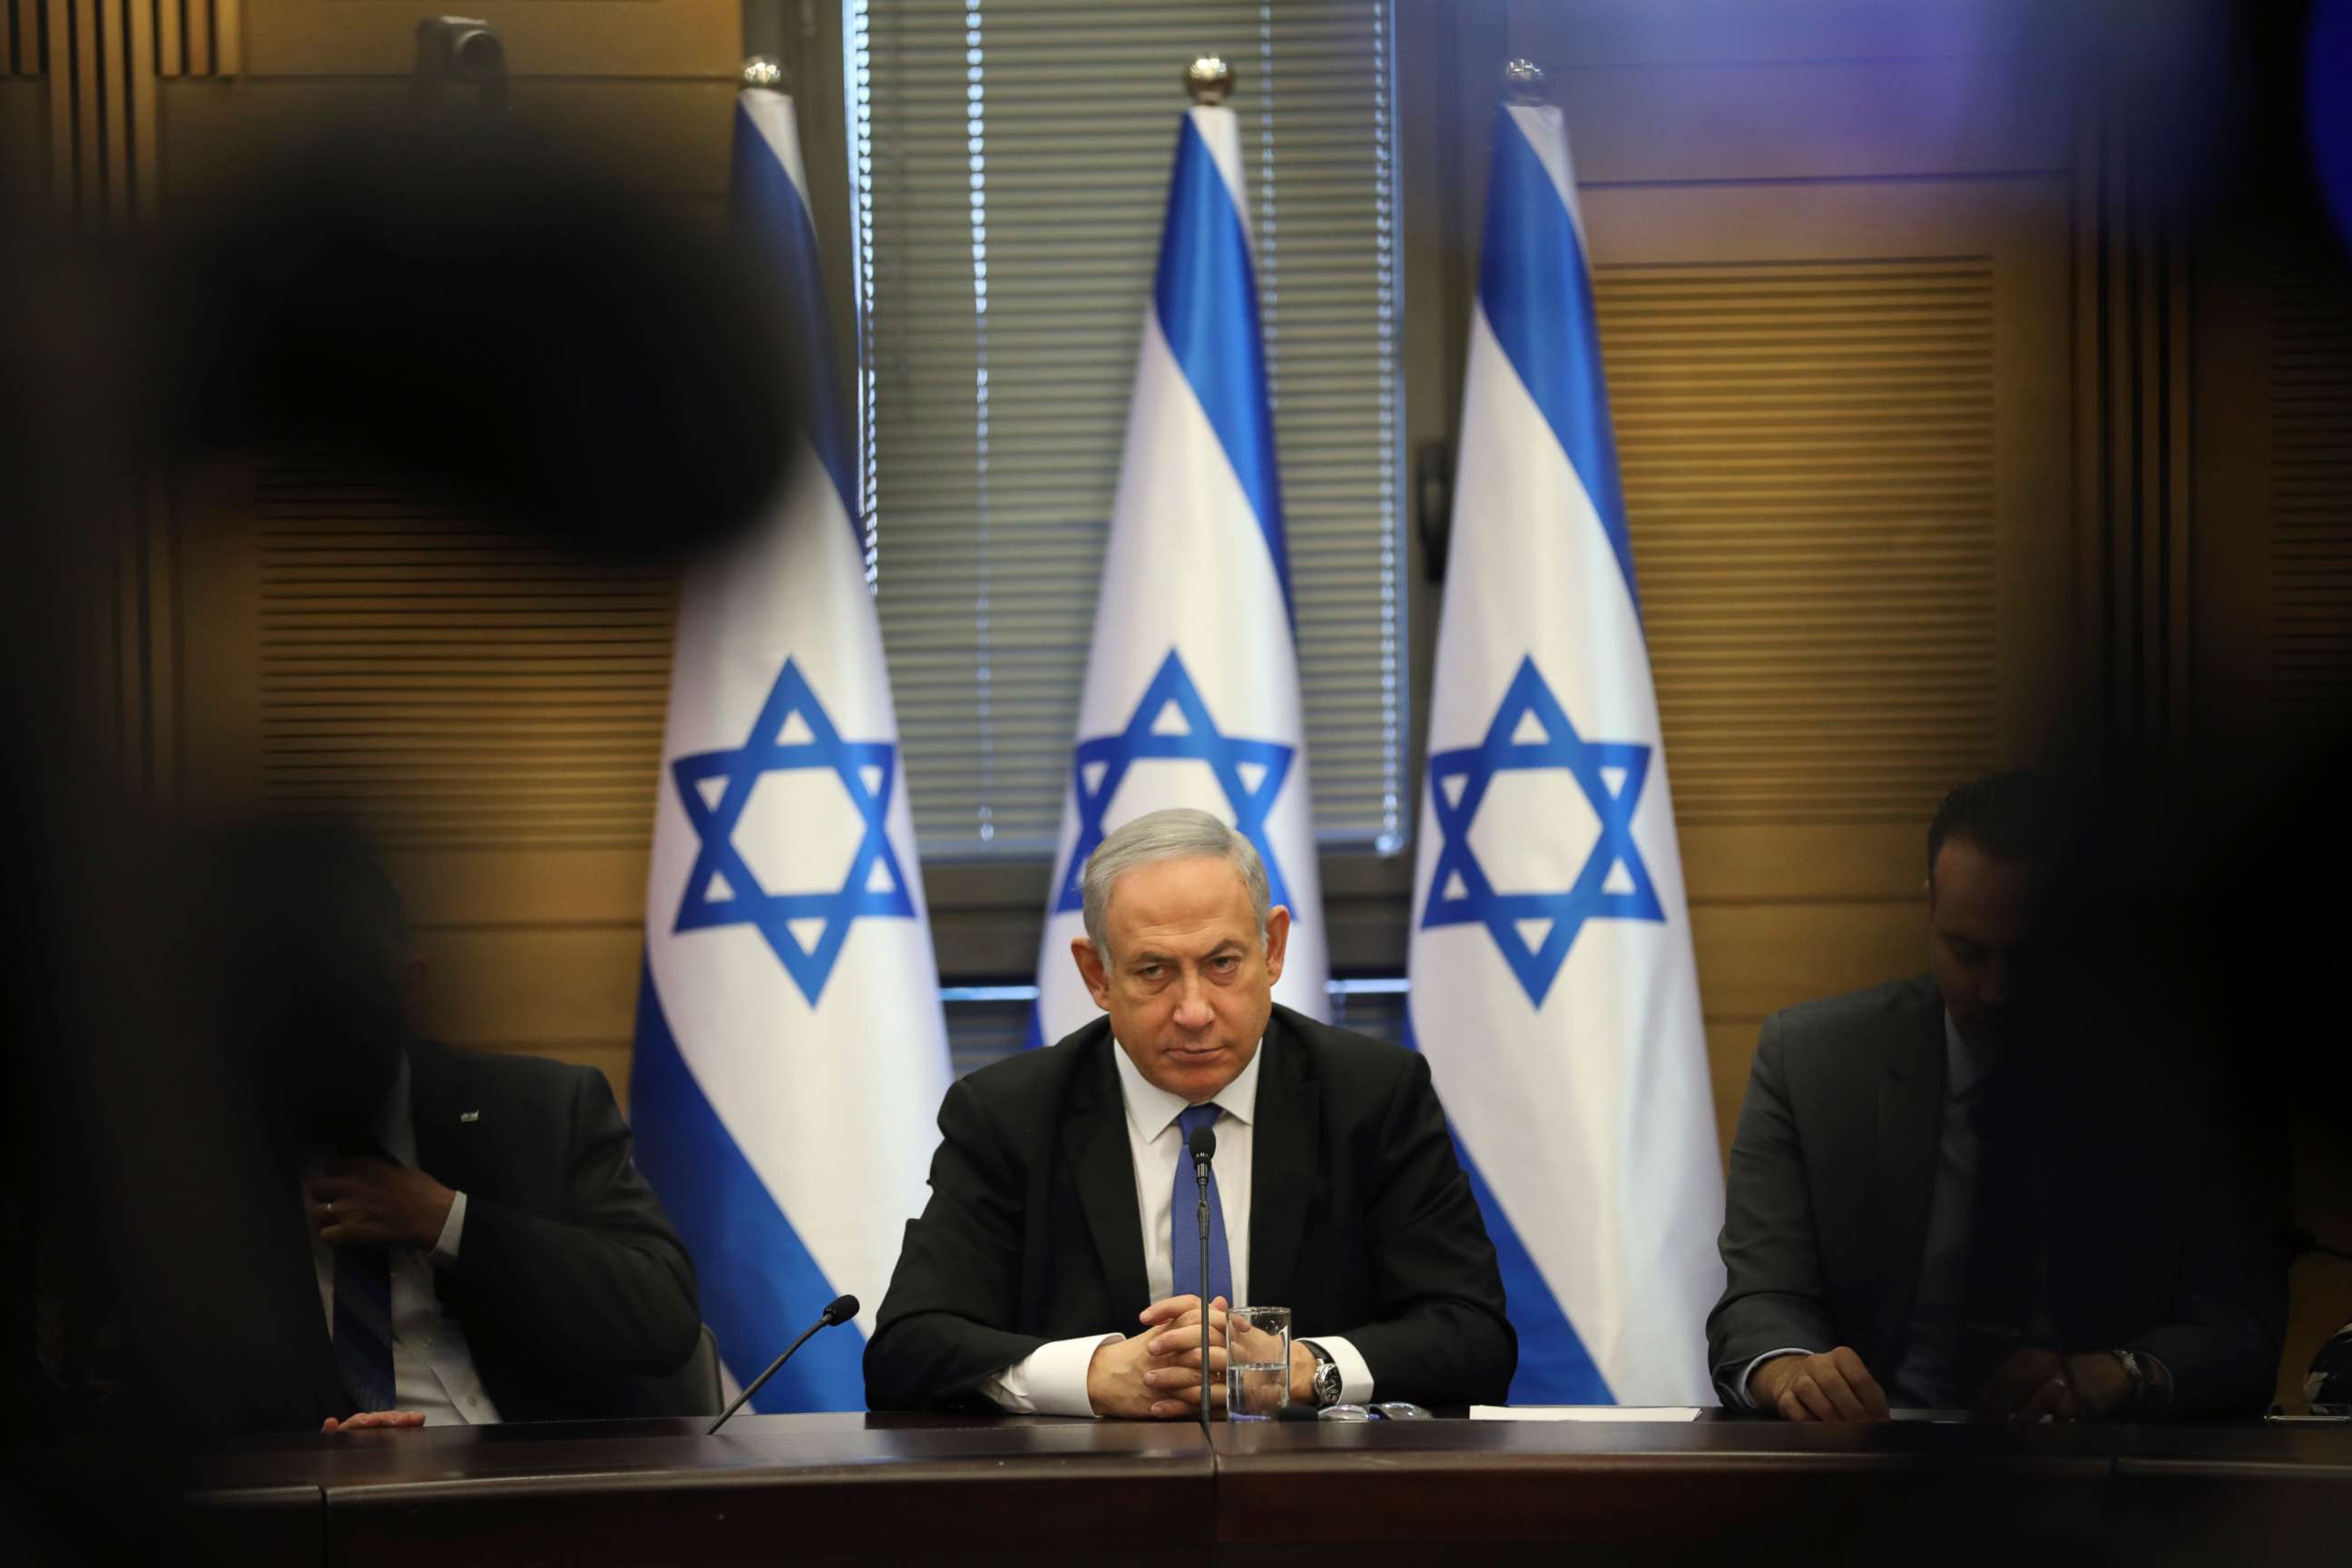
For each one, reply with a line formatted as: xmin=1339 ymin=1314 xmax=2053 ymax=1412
xmin=866 ymin=808 xmax=1514 ymax=1416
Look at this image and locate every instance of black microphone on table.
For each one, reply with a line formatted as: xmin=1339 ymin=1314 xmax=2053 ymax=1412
xmin=708 ymin=1293 xmax=860 ymax=1436
xmin=1190 ymin=1122 xmax=1217 ymax=1432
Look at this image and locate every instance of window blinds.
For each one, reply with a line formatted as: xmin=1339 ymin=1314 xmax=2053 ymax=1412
xmin=853 ymin=0 xmax=1404 ymax=858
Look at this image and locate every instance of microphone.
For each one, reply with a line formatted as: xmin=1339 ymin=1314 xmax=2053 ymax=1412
xmin=706 ymin=1293 xmax=860 ymax=1436
xmin=1189 ymin=1122 xmax=1217 ymax=1431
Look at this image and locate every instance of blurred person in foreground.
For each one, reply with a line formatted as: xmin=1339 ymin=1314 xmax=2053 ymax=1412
xmin=1708 ymin=769 xmax=2283 ymax=1422
xmin=865 ymin=808 xmax=1514 ymax=1416
xmin=248 ymin=835 xmax=701 ymax=1431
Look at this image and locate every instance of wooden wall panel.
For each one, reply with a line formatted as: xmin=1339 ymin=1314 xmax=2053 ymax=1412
xmin=1600 ymin=257 xmax=1999 ymax=823
xmin=5 ymin=0 xmax=38 ymax=75
xmin=1 ymin=74 xmax=44 ymax=192
xmin=247 ymin=457 xmax=677 ymax=851
xmin=2267 ymin=267 xmax=2352 ymax=739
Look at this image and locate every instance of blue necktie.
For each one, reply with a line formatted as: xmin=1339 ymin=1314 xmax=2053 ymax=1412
xmin=328 ymin=1139 xmax=398 ymax=1414
xmin=333 ymin=1241 xmax=397 ymax=1414
xmin=1170 ymin=1103 xmax=1233 ymax=1307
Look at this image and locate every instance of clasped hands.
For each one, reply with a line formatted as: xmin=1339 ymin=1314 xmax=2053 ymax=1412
xmin=1086 ymin=1295 xmax=1309 ymax=1419
xmin=1749 ymin=1344 xmax=2135 ymax=1424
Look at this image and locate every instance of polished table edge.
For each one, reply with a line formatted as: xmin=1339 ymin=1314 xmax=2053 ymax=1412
xmin=175 ymin=1410 xmax=2352 ymax=1497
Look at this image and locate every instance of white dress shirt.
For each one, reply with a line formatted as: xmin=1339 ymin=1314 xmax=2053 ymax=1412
xmin=980 ymin=1036 xmax=1375 ymax=1416
xmin=1730 ymin=1010 xmax=1983 ymax=1408
xmin=307 ymin=1054 xmax=502 ymax=1425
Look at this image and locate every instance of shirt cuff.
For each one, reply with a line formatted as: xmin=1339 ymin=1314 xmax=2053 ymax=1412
xmin=978 ymin=1334 xmax=1122 ymax=1417
xmin=1301 ymin=1336 xmax=1374 ymax=1406
xmin=431 ymin=1190 xmax=468 ymax=1268
xmin=1727 ymin=1347 xmax=1818 ymax=1409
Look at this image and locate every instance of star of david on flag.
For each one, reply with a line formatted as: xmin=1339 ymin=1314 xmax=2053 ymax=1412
xmin=1421 ymin=655 xmax=1663 ymax=1007
xmin=1053 ymin=650 xmax=1298 ymax=919
xmin=671 ymin=656 xmax=916 ymax=1007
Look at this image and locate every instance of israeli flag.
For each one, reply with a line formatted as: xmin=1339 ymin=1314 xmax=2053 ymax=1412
xmin=1407 ymin=99 xmax=1722 ymax=1404
xmin=629 ymin=74 xmax=951 ymax=1411
xmin=1030 ymin=102 xmax=1329 ymax=1044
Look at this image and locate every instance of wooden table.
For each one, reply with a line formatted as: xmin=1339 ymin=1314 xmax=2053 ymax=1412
xmin=162 ymin=1412 xmax=2352 ymax=1565
xmin=183 ymin=1414 xmax=1212 ymax=1566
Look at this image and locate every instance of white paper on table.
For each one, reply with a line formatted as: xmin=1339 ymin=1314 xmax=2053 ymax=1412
xmin=1469 ymin=1406 xmax=1704 ymax=1422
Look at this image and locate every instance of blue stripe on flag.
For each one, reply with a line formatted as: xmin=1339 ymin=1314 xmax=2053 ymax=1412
xmin=630 ymin=958 xmax=867 ymax=1411
xmin=1152 ymin=116 xmax=1292 ymax=621
xmin=1406 ymin=1019 xmax=1614 ymax=1405
xmin=1475 ymin=110 xmax=1641 ymax=620
xmin=731 ymin=102 xmax=859 ymax=530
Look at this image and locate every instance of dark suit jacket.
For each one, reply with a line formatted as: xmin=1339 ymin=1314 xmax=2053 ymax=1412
xmin=865 ymin=1005 xmax=1515 ymax=1411
xmin=274 ymin=1040 xmax=703 ymax=1426
xmin=1707 ymin=975 xmax=2283 ymax=1415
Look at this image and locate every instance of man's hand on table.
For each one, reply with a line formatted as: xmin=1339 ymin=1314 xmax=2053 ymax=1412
xmin=1088 ymin=1294 xmax=1230 ymax=1418
xmin=1970 ymin=1347 xmax=2132 ymax=1423
xmin=1748 ymin=1347 xmax=1890 ymax=1422
xmin=1286 ymin=1338 xmax=1319 ymax=1405
xmin=322 ymin=1411 xmax=426 ymax=1434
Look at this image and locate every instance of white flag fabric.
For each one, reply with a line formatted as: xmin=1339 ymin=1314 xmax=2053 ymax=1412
xmin=629 ymin=83 xmax=951 ymax=1411
xmin=1028 ymin=104 xmax=1329 ymax=1044
xmin=1406 ymin=101 xmax=1723 ymax=1404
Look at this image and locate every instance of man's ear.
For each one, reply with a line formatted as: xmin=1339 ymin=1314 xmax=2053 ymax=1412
xmin=1261 ymin=906 xmax=1291 ymax=986
xmin=1072 ymin=936 xmax=1112 ymax=1011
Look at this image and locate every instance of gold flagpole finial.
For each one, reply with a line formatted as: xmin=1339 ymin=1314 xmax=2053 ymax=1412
xmin=1186 ymin=56 xmax=1235 ymax=106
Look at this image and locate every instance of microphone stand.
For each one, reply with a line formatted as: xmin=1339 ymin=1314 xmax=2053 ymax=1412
xmin=1196 ymin=1153 xmax=1214 ymax=1434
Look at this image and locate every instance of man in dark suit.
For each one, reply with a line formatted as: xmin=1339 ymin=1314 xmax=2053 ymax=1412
xmin=866 ymin=808 xmax=1514 ymax=1416
xmin=271 ymin=854 xmax=702 ymax=1432
xmin=1709 ymin=770 xmax=2283 ymax=1422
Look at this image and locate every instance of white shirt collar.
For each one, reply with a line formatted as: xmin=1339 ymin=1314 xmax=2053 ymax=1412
xmin=1942 ymin=1009 xmax=1984 ymax=1102
xmin=1110 ymin=1031 xmax=1266 ymax=1142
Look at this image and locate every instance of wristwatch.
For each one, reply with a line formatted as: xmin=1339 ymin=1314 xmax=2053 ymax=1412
xmin=1305 ymin=1341 xmax=1343 ymax=1407
xmin=2110 ymin=1348 xmax=2169 ymax=1416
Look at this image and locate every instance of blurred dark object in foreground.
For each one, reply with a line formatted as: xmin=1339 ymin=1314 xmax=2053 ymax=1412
xmin=0 ymin=111 xmax=803 ymax=1562
xmin=152 ymin=122 xmax=801 ymax=564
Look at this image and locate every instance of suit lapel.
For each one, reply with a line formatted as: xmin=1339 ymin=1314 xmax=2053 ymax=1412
xmin=1246 ymin=1014 xmax=1318 ymax=1311
xmin=1870 ymin=979 xmax=1950 ymax=1358
xmin=283 ymin=1181 xmax=356 ymax=1420
xmin=1063 ymin=1033 xmax=1152 ymax=1316
xmin=407 ymin=1039 xmax=481 ymax=1198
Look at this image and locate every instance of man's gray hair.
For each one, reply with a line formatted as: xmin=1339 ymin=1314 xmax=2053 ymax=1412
xmin=1080 ymin=808 xmax=1270 ymax=963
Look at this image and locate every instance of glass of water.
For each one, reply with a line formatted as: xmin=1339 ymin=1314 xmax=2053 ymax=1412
xmin=1224 ymin=1305 xmax=1291 ymax=1421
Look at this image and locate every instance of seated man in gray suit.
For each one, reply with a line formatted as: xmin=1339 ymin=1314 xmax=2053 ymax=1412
xmin=1709 ymin=770 xmax=2283 ymax=1422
